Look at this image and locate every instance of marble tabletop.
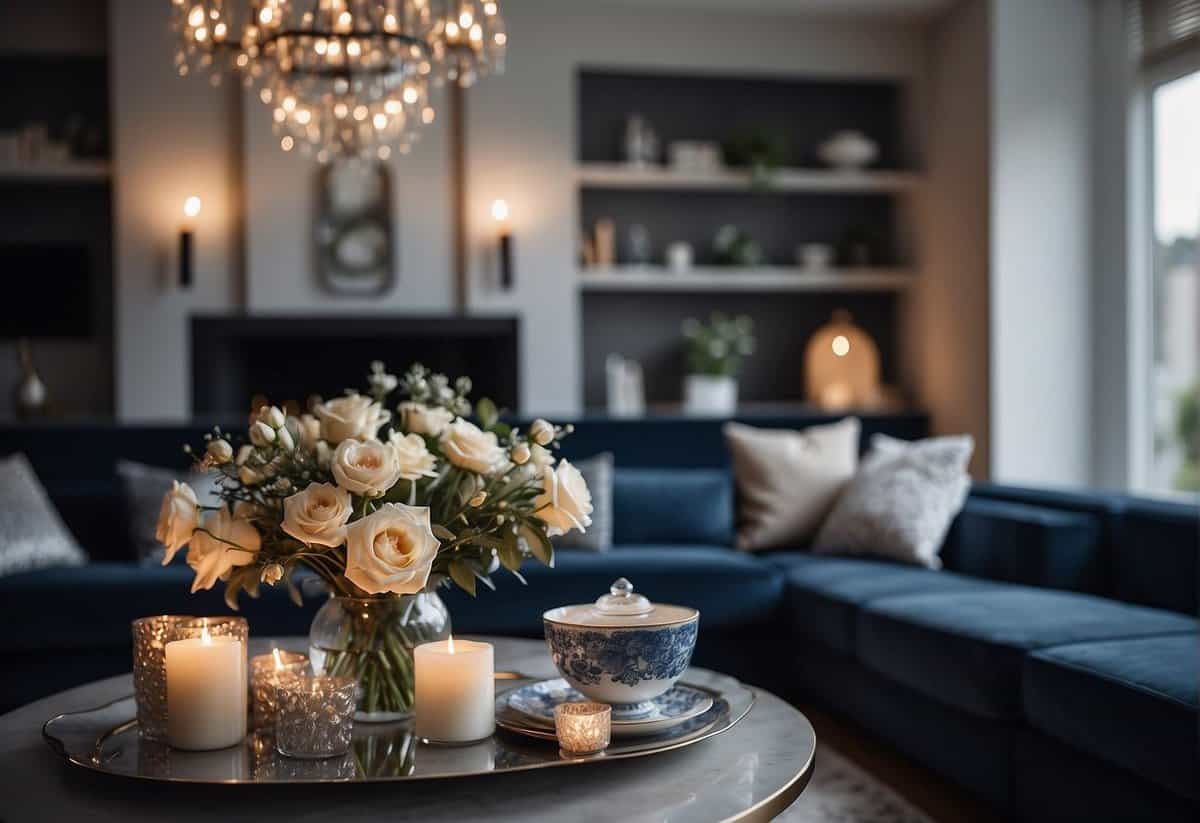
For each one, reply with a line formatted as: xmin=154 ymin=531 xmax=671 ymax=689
xmin=0 ymin=637 xmax=815 ymax=822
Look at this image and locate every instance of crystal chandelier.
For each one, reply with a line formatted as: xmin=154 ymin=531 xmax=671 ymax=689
xmin=169 ymin=1 xmax=507 ymax=161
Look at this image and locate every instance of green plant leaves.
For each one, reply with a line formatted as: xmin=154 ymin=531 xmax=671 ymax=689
xmin=448 ymin=560 xmax=477 ymax=597
xmin=475 ymin=397 xmax=499 ymax=430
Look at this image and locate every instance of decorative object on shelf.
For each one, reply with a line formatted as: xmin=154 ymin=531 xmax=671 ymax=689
xmin=817 ymin=130 xmax=879 ymax=170
xmin=804 ymin=310 xmax=882 ymax=410
xmin=165 ymin=617 xmax=249 ymax=751
xmin=796 ymin=243 xmax=834 ymax=271
xmin=666 ymin=141 xmax=721 ymax=173
xmin=681 ymin=313 xmax=754 ymax=416
xmin=169 ymin=0 xmax=506 ymax=160
xmin=627 ymin=223 xmax=652 ymax=265
xmin=622 ymin=114 xmax=659 ymax=167
xmin=13 ymin=338 xmax=49 ymax=420
xmin=179 ymin=195 xmax=200 ymax=288
xmin=712 ymin=225 xmax=763 ymax=267
xmin=593 ymin=218 xmax=616 ymax=266
xmin=155 ymin=362 xmax=591 ymax=723
xmin=250 ymin=649 xmax=310 ymax=731
xmin=723 ymin=130 xmax=789 ymax=187
xmin=605 ymin=354 xmax=645 ymax=418
xmin=274 ymin=673 xmax=357 ymax=759
xmin=414 ymin=636 xmax=495 ymax=743
xmin=491 ymin=198 xmax=514 ymax=289
xmin=543 ymin=578 xmax=699 ymax=709
xmin=554 ymin=702 xmax=611 ymax=756
xmin=665 ymin=241 xmax=693 ymax=272
xmin=132 ymin=615 xmax=196 ymax=741
xmin=317 ymin=160 xmax=394 ymax=295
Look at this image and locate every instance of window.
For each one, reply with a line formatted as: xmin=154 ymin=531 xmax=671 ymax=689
xmin=1145 ymin=68 xmax=1199 ymax=494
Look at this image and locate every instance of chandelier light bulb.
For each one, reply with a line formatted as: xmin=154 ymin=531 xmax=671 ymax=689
xmin=183 ymin=196 xmax=202 ymax=218
xmin=188 ymin=6 xmax=204 ymax=27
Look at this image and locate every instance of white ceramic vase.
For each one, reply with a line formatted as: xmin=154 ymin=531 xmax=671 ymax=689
xmin=683 ymin=374 xmax=738 ymax=416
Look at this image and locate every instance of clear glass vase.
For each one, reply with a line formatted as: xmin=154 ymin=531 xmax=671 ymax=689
xmin=308 ymin=593 xmax=450 ymax=723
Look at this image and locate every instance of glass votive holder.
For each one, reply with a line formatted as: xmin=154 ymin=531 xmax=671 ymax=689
xmin=250 ymin=650 xmax=310 ymax=731
xmin=178 ymin=615 xmax=249 ymax=645
xmin=553 ymin=702 xmax=611 ymax=756
xmin=132 ymin=615 xmax=195 ymax=740
xmin=274 ymin=674 xmax=357 ymax=759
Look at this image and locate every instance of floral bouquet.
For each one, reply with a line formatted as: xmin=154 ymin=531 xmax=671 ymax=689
xmin=155 ymin=362 xmax=592 ymax=719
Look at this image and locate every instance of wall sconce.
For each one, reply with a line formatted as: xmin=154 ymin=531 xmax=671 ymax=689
xmin=180 ymin=195 xmax=201 ymax=288
xmin=491 ymin=198 xmax=513 ymax=289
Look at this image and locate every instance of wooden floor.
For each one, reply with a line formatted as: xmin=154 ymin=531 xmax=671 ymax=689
xmin=798 ymin=703 xmax=1008 ymax=823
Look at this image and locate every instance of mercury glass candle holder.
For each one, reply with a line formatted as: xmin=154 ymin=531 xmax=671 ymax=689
xmin=553 ymin=702 xmax=611 ymax=756
xmin=132 ymin=615 xmax=195 ymax=740
xmin=178 ymin=615 xmax=249 ymax=645
xmin=250 ymin=650 xmax=309 ymax=731
xmin=274 ymin=674 xmax=357 ymax=759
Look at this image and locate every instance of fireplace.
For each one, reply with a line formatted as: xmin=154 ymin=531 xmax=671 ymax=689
xmin=191 ymin=315 xmax=519 ymax=415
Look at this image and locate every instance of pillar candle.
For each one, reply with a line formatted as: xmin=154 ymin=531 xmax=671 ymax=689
xmin=166 ymin=626 xmax=247 ymax=750
xmin=414 ymin=636 xmax=494 ymax=743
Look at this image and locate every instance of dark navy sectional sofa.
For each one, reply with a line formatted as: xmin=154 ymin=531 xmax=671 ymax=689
xmin=1 ymin=416 xmax=1195 ymax=822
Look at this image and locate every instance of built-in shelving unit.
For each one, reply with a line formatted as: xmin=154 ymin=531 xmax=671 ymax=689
xmin=576 ymin=163 xmax=922 ymax=194
xmin=579 ymin=266 xmax=914 ymax=292
xmin=0 ymin=161 xmax=111 ymax=184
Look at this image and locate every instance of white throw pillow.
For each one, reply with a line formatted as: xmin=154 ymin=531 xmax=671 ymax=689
xmin=724 ymin=418 xmax=861 ymax=551
xmin=0 ymin=453 xmax=88 ymax=576
xmin=812 ymin=433 xmax=974 ymax=568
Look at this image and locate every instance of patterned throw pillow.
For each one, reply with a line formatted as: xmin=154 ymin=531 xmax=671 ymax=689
xmin=554 ymin=452 xmax=614 ymax=552
xmin=117 ymin=460 xmax=219 ymax=565
xmin=0 ymin=453 xmax=88 ymax=576
xmin=812 ymin=433 xmax=974 ymax=568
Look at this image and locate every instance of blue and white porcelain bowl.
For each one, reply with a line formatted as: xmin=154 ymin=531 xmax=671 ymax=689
xmin=543 ymin=578 xmax=700 ymax=709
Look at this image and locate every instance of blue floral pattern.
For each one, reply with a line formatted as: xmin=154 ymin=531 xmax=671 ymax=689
xmin=544 ymin=621 xmax=698 ymax=687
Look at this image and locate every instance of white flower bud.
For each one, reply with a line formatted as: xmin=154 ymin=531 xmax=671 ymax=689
xmin=468 ymin=491 xmax=487 ymax=507
xmin=206 ymin=439 xmax=233 ymax=464
xmin=250 ymin=421 xmax=276 ymax=446
xmin=530 ymin=418 xmax=555 ymax=446
xmin=236 ymin=444 xmax=254 ymax=466
xmin=316 ymin=441 xmax=333 ymax=469
xmin=261 ymin=563 xmax=284 ymax=585
xmin=273 ymin=477 xmax=292 ymax=492
xmin=511 ymin=442 xmax=531 ymax=465
xmin=265 ymin=406 xmax=286 ymax=429
xmin=276 ymin=426 xmax=295 ymax=452
xmin=239 ymin=466 xmax=261 ymax=485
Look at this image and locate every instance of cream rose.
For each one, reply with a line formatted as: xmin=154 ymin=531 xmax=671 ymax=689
xmin=155 ymin=481 xmax=199 ymax=565
xmin=332 ymin=438 xmax=403 ymax=496
xmin=344 ymin=503 xmax=440 ymax=595
xmin=398 ymin=401 xmax=454 ymax=437
xmin=187 ymin=506 xmax=260 ymax=593
xmin=281 ymin=482 xmax=352 ymax=547
xmin=388 ymin=431 xmax=439 ymax=481
xmin=533 ymin=459 xmax=593 ymax=537
xmin=297 ymin=413 xmax=322 ymax=451
xmin=439 ymin=418 xmax=506 ymax=475
xmin=314 ymin=393 xmax=390 ymax=443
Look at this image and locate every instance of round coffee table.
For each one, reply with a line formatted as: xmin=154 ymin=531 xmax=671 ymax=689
xmin=0 ymin=637 xmax=815 ymax=822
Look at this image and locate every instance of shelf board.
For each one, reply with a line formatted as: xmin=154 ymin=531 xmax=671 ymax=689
xmin=579 ymin=266 xmax=914 ymax=293
xmin=0 ymin=161 xmax=111 ymax=183
xmin=576 ymin=163 xmax=921 ymax=193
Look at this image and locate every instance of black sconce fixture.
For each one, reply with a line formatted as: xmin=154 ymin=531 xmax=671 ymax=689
xmin=491 ymin=199 xmax=513 ymax=289
xmin=180 ymin=195 xmax=200 ymax=288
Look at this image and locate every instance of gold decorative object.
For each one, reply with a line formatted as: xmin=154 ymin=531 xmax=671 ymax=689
xmin=804 ymin=310 xmax=882 ymax=411
xmin=250 ymin=649 xmax=310 ymax=731
xmin=553 ymin=702 xmax=611 ymax=756
xmin=131 ymin=615 xmax=195 ymax=741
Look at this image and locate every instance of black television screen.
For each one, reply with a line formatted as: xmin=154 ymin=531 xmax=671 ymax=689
xmin=0 ymin=245 xmax=92 ymax=339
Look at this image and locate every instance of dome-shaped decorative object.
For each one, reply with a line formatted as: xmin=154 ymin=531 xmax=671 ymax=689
xmin=804 ymin=310 xmax=881 ymax=410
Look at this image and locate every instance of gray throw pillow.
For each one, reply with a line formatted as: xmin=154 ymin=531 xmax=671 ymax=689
xmin=0 ymin=453 xmax=88 ymax=576
xmin=117 ymin=459 xmax=219 ymax=565
xmin=555 ymin=452 xmax=614 ymax=552
xmin=812 ymin=433 xmax=974 ymax=568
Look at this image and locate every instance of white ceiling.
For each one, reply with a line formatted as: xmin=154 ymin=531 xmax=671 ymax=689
xmin=593 ymin=0 xmax=956 ymax=21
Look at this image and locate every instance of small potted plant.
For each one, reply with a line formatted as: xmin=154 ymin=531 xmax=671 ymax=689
xmin=681 ymin=313 xmax=755 ymax=416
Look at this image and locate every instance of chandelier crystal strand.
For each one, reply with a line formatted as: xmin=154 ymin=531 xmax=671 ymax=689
xmin=170 ymin=1 xmax=504 ymax=160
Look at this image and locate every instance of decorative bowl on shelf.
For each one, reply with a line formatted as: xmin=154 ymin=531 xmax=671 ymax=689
xmin=543 ymin=578 xmax=699 ymax=712
xmin=817 ymin=130 xmax=878 ymax=170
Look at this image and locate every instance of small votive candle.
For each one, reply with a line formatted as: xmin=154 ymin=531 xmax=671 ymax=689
xmin=165 ymin=620 xmax=248 ymax=751
xmin=274 ymin=674 xmax=356 ymax=759
xmin=250 ymin=649 xmax=309 ymax=730
xmin=414 ymin=636 xmax=494 ymax=744
xmin=132 ymin=615 xmax=195 ymax=740
xmin=554 ymin=702 xmax=611 ymax=756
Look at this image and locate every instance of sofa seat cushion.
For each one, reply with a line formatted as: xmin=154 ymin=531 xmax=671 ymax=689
xmin=445 ymin=545 xmax=782 ymax=636
xmin=770 ymin=552 xmax=994 ymax=654
xmin=857 ymin=587 xmax=1197 ymax=719
xmin=1023 ymin=634 xmax=1198 ymax=801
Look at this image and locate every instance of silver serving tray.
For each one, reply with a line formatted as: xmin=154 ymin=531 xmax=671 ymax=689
xmin=42 ymin=669 xmax=755 ymax=784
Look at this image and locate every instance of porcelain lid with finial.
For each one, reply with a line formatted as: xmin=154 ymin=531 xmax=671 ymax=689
xmin=543 ymin=578 xmax=699 ymax=628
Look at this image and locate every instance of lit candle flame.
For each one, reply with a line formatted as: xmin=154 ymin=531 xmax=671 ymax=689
xmin=447 ymin=634 xmax=455 ymax=654
xmin=272 ymin=648 xmax=283 ymax=670
xmin=200 ymin=624 xmax=212 ymax=645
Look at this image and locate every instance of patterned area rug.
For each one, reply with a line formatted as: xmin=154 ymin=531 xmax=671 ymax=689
xmin=778 ymin=745 xmax=936 ymax=823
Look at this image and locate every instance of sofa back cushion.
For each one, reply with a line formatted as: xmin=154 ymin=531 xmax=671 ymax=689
xmin=1111 ymin=498 xmax=1198 ymax=615
xmin=612 ymin=468 xmax=733 ymax=546
xmin=942 ymin=497 xmax=1105 ymax=593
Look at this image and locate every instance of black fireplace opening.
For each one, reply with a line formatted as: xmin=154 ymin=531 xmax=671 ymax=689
xmin=191 ymin=315 xmax=519 ymax=416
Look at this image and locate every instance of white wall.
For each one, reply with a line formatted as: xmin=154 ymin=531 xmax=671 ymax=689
xmin=988 ymin=0 xmax=1094 ymax=486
